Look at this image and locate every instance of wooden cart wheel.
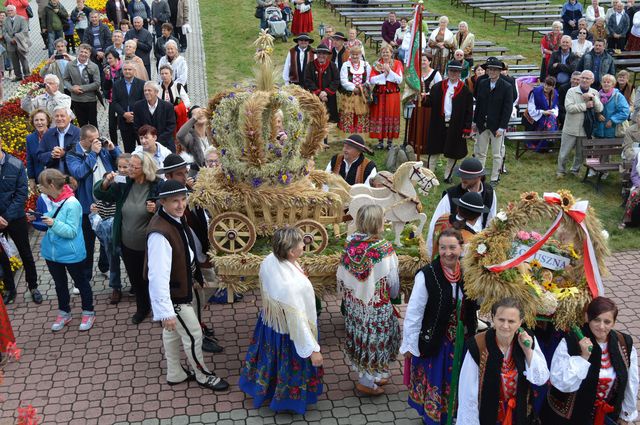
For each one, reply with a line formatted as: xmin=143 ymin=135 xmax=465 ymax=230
xmin=295 ymin=219 xmax=328 ymax=254
xmin=209 ymin=212 xmax=257 ymax=254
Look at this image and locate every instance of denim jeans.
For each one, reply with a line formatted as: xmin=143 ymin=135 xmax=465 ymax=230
xmin=90 ymin=214 xmax=121 ymax=289
xmin=47 ymin=30 xmax=64 ymax=57
xmin=46 ymin=259 xmax=94 ymax=313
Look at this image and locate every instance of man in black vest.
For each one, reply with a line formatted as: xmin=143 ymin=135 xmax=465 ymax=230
xmin=425 ymin=158 xmax=497 ymax=257
xmin=325 ymin=134 xmax=377 ymax=186
xmin=330 ymin=32 xmax=348 ymax=71
xmin=282 ymin=33 xmax=315 ymax=86
xmin=159 ymin=154 xmax=222 ymax=354
xmin=473 ymin=58 xmax=514 ymax=186
xmin=145 ymin=180 xmax=229 ymax=391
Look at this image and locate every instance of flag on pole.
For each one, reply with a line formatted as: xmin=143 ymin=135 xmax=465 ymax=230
xmin=405 ymin=1 xmax=424 ymax=91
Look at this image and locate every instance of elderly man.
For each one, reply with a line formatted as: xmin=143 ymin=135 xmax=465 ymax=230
xmin=282 ymin=33 xmax=315 ymax=86
xmin=547 ymin=35 xmax=579 ymax=86
xmin=82 ymin=10 xmax=112 ymax=67
xmin=145 ymin=179 xmax=229 ymax=391
xmin=66 ymin=124 xmax=121 ymax=283
xmin=112 ymin=60 xmax=146 ymax=152
xmin=2 ymin=5 xmax=29 ymax=81
xmin=330 ymin=31 xmax=348 ymax=70
xmin=607 ymin=0 xmax=630 ymax=49
xmin=133 ymin=81 xmax=176 ymax=152
xmin=37 ymin=106 xmax=81 ymax=173
xmin=125 ymin=16 xmax=154 ymax=78
xmin=559 ymin=71 xmax=582 ymax=126
xmin=427 ymin=60 xmax=474 ymax=183
xmin=571 ymin=18 xmax=594 ymax=40
xmin=104 ymin=30 xmax=125 ymax=59
xmin=473 ymin=58 xmax=514 ymax=186
xmin=63 ymin=43 xmax=101 ymax=127
xmin=304 ymin=43 xmax=340 ymax=124
xmin=426 ymin=157 xmax=497 ymax=258
xmin=576 ymin=38 xmax=615 ymax=89
xmin=0 ymin=135 xmax=41 ymax=306
xmin=40 ymin=38 xmax=75 ymax=83
xmin=325 ymin=134 xmax=377 ymax=186
xmin=557 ymin=70 xmax=604 ymax=177
xmin=21 ymin=74 xmax=73 ymax=120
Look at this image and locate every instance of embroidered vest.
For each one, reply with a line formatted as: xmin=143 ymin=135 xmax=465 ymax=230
xmin=331 ymin=154 xmax=371 ymax=185
xmin=289 ymin=47 xmax=314 ymax=84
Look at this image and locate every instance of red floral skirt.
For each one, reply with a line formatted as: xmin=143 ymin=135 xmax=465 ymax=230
xmin=291 ymin=9 xmax=313 ymax=35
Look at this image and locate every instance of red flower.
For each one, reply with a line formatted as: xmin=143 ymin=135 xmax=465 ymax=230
xmin=6 ymin=341 xmax=21 ymax=361
xmin=16 ymin=404 xmax=38 ymax=425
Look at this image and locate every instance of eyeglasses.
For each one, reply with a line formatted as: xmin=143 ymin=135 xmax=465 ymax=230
xmin=579 ymin=31 xmax=587 ymax=34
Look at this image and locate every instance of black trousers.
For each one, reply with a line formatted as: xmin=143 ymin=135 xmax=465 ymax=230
xmin=608 ymin=35 xmax=626 ymax=50
xmin=72 ymin=101 xmax=98 ymax=127
xmin=81 ymin=214 xmax=96 ymax=283
xmin=119 ymin=121 xmax=138 ymax=153
xmin=108 ymin=103 xmax=119 ymax=144
xmin=3 ymin=217 xmax=38 ymax=291
xmin=173 ymin=26 xmax=187 ymax=49
xmin=121 ymin=243 xmax=150 ymax=315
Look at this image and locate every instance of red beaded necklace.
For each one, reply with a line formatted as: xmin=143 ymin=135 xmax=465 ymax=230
xmin=442 ymin=260 xmax=461 ymax=283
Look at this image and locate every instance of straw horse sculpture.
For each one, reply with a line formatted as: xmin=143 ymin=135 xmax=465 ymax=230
xmin=347 ymin=161 xmax=439 ymax=246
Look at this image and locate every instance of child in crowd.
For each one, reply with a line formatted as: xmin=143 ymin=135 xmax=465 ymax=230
xmin=64 ymin=18 xmax=76 ymax=53
xmin=89 ymin=154 xmax=131 ymax=304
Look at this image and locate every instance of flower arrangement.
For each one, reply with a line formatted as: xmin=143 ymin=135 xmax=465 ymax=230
xmin=463 ymin=190 xmax=609 ymax=330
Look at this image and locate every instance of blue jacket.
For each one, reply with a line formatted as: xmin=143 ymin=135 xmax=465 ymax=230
xmin=66 ymin=143 xmax=121 ymax=214
xmin=37 ymin=124 xmax=81 ymax=174
xmin=37 ymin=194 xmax=86 ymax=264
xmin=594 ymin=89 xmax=630 ymax=138
xmin=26 ymin=131 xmax=46 ymax=181
xmin=0 ymin=152 xmax=28 ymax=223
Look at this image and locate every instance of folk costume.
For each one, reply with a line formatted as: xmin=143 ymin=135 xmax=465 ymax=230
xmin=239 ymin=252 xmax=323 ymax=414
xmin=456 ymin=328 xmax=550 ymax=424
xmin=0 ymin=296 xmax=15 ymax=353
xmin=425 ymin=158 xmax=497 ymax=258
xmin=145 ymin=181 xmax=228 ymax=391
xmin=369 ymin=58 xmax=403 ymax=143
xmin=401 ymin=259 xmax=478 ymax=425
xmin=524 ymin=85 xmax=559 ymax=152
xmin=407 ymin=68 xmax=442 ymax=156
xmin=330 ymin=32 xmax=349 ymax=70
xmin=337 ymin=233 xmax=401 ymax=390
xmin=540 ymin=31 xmax=563 ymax=79
xmin=338 ymin=59 xmax=371 ymax=133
xmin=540 ymin=326 xmax=639 ymax=424
xmin=426 ymin=61 xmax=474 ymax=180
xmin=325 ymin=135 xmax=377 ymax=186
xmin=282 ymin=34 xmax=315 ymax=86
xmin=304 ymin=44 xmax=340 ymax=123
xmin=291 ymin=0 xmax=313 ymax=36
xmin=622 ymin=153 xmax=640 ymax=227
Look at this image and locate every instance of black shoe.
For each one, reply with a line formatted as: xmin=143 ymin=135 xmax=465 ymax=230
xmin=490 ymin=180 xmax=499 ymax=188
xmin=375 ymin=141 xmax=385 ymax=150
xmin=167 ymin=366 xmax=195 ymax=386
xmin=2 ymin=289 xmax=16 ymax=305
xmin=197 ymin=375 xmax=229 ymax=391
xmin=202 ymin=325 xmax=215 ymax=338
xmin=202 ymin=336 xmax=223 ymax=353
xmin=131 ymin=311 xmax=149 ymax=325
xmin=30 ymin=289 xmax=42 ymax=304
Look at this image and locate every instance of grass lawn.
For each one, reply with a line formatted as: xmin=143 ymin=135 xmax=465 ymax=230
xmin=201 ymin=0 xmax=639 ymax=252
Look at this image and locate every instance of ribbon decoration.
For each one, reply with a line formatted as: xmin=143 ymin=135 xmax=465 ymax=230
xmin=485 ymin=192 xmax=603 ymax=298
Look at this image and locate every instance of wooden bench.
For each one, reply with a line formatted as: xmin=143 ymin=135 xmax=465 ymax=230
xmin=505 ymin=130 xmax=563 ymax=159
xmin=628 ymin=66 xmax=640 ymax=85
xmin=339 ymin=10 xmax=437 ymax=24
xmin=476 ymin=3 xmax=557 ymax=20
xmin=582 ymin=138 xmax=625 ymax=192
xmin=328 ymin=0 xmax=415 ymax=9
xmin=508 ymin=63 xmax=540 ymax=72
xmin=501 ymin=15 xmax=560 ymax=34
xmin=528 ymin=26 xmax=551 ymax=41
xmin=474 ymin=54 xmax=526 ymax=64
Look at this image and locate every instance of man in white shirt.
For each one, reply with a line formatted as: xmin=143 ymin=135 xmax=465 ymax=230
xmin=325 ymin=135 xmax=377 ymax=186
xmin=145 ymin=180 xmax=229 ymax=391
xmin=282 ymin=33 xmax=315 ymax=86
xmin=21 ymin=74 xmax=73 ymax=121
xmin=607 ymin=0 xmax=631 ymax=49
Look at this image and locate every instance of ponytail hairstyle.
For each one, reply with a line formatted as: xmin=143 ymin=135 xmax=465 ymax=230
xmin=38 ymin=169 xmax=77 ymax=191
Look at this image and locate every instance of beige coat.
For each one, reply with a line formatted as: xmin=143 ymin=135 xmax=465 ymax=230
xmin=455 ymin=31 xmax=475 ymax=59
xmin=176 ymin=0 xmax=188 ymax=27
xmin=562 ymin=86 xmax=604 ymax=137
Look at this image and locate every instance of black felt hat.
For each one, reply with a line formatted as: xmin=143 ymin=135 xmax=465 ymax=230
xmin=455 ymin=158 xmax=486 ymax=179
xmin=332 ymin=32 xmax=348 ymax=41
xmin=157 ymin=179 xmax=188 ymax=199
xmin=293 ymin=33 xmax=314 ymax=43
xmin=316 ymin=43 xmax=331 ymax=54
xmin=157 ymin=153 xmax=188 ymax=174
xmin=452 ymin=192 xmax=490 ymax=214
xmin=447 ymin=60 xmax=463 ymax=71
xmin=343 ymin=134 xmax=373 ymax=154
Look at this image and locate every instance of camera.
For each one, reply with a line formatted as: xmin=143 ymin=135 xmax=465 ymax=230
xmin=54 ymin=54 xmax=65 ymax=60
xmin=97 ymin=137 xmax=110 ymax=147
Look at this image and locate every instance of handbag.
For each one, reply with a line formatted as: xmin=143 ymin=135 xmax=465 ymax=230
xmin=25 ymin=5 xmax=34 ymax=18
xmin=254 ymin=6 xmax=263 ymax=19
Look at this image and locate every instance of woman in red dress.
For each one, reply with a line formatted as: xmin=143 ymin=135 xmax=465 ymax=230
xmin=291 ymin=0 xmax=313 ymax=36
xmin=369 ymin=45 xmax=403 ymax=150
xmin=540 ymin=21 xmax=563 ymax=79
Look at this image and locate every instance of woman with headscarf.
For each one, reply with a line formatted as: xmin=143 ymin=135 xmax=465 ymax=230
xmin=337 ymin=205 xmax=400 ymax=396
xmin=428 ymin=16 xmax=455 ymax=75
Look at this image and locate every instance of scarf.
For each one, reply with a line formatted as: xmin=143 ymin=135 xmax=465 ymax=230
xmin=337 ymin=233 xmax=398 ymax=304
xmin=313 ymin=58 xmax=330 ymax=90
xmin=599 ymin=88 xmax=614 ymax=104
xmin=52 ymin=184 xmax=75 ymax=203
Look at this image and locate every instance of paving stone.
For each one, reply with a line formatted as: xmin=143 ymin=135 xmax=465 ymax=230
xmin=318 ymin=419 xmax=338 ymax=425
xmin=229 ymin=410 xmax=248 ymax=421
xmin=332 ymin=407 xmax=349 ymax=418
xmin=171 ymin=416 xmax=190 ymax=425
xmin=199 ymin=412 xmax=218 ymax=423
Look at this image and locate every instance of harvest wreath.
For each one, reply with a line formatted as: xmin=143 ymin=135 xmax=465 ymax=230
xmin=463 ymin=190 xmax=609 ymax=330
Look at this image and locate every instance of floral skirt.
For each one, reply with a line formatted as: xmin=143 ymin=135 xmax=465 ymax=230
xmin=339 ymin=112 xmax=369 ymax=134
xmin=623 ymin=188 xmax=640 ymax=226
xmin=369 ymin=92 xmax=401 ymax=140
xmin=407 ymin=317 xmax=457 ymax=425
xmin=342 ymin=289 xmax=401 ymax=377
xmin=239 ymin=315 xmax=324 ymax=415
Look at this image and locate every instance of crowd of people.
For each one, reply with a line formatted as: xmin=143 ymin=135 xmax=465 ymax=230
xmin=0 ymin=0 xmax=639 ymax=422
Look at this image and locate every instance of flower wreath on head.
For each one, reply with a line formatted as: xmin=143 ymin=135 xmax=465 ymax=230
xmin=463 ymin=190 xmax=609 ymax=330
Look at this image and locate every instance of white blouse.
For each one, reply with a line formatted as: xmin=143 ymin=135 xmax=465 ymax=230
xmin=456 ymin=336 xmax=550 ymax=425
xmin=340 ymin=60 xmax=371 ymax=92
xmin=549 ymin=338 xmax=639 ymax=422
xmin=399 ymin=270 xmax=464 ymax=357
xmin=572 ymin=39 xmax=593 ymax=57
